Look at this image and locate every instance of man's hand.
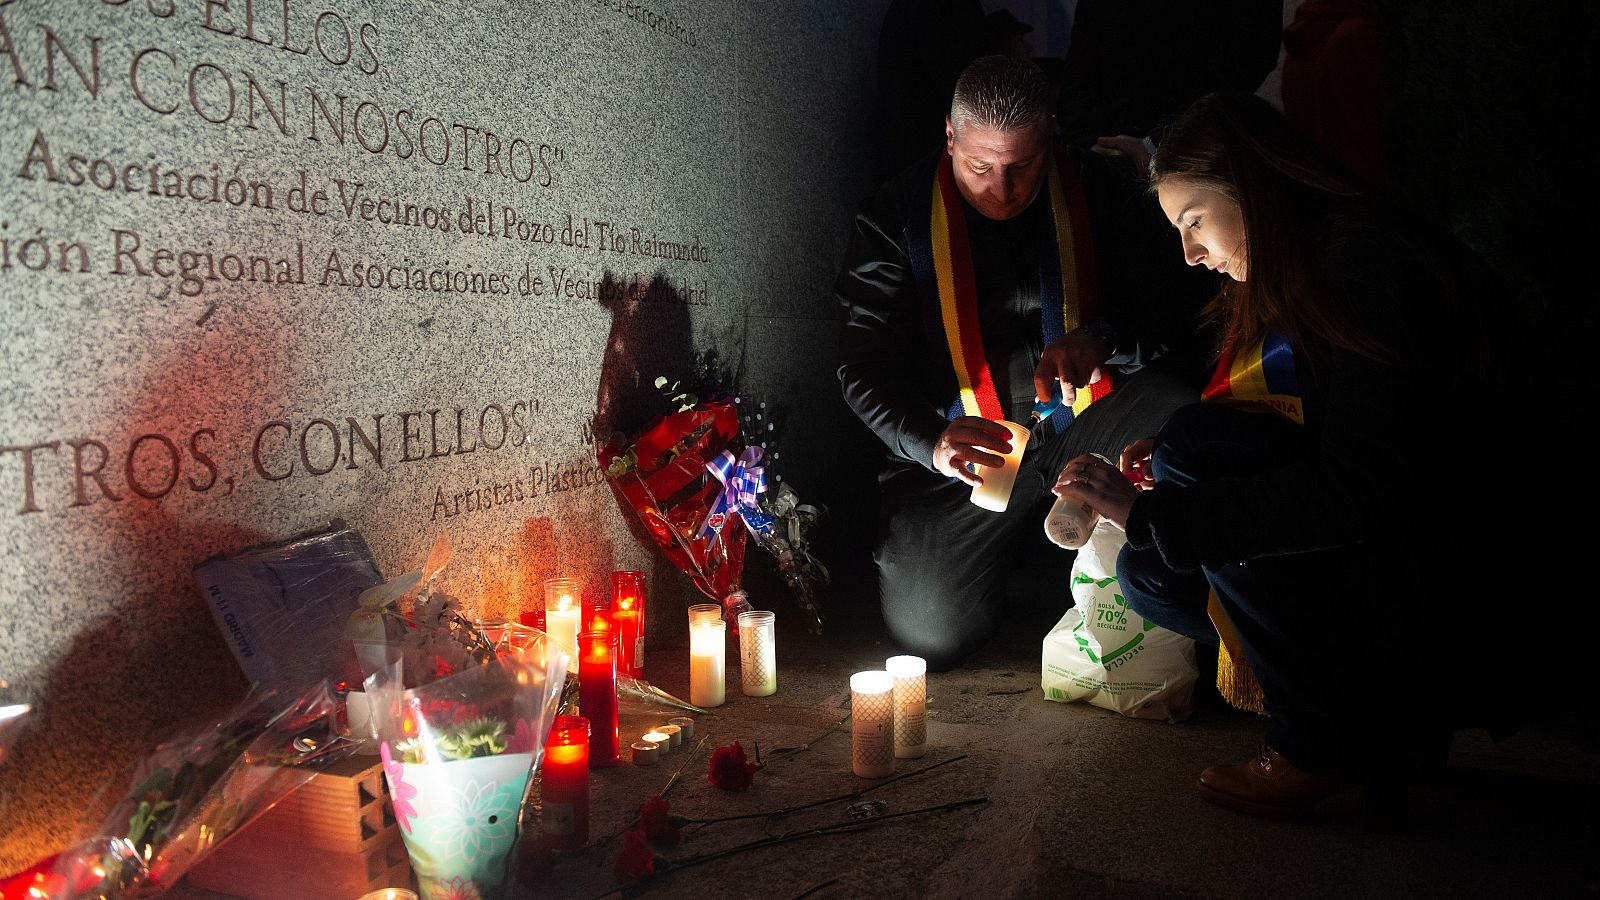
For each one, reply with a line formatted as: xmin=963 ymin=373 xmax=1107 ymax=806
xmin=1091 ymin=134 xmax=1154 ymax=177
xmin=1033 ymin=330 xmax=1113 ymax=407
xmin=933 ymin=417 xmax=1015 ymax=487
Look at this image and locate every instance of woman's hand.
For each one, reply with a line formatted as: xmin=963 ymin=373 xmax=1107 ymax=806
xmin=1119 ymin=438 xmax=1157 ymax=491
xmin=1053 ymin=453 xmax=1138 ymax=528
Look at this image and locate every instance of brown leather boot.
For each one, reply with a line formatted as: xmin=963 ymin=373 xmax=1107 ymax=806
xmin=1198 ymin=745 xmax=1354 ymax=820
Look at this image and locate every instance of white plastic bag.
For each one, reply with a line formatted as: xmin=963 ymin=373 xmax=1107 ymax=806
xmin=1041 ymin=521 xmax=1198 ymax=722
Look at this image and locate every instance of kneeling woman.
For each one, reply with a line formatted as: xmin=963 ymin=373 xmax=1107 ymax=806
xmin=1061 ymin=92 xmax=1519 ymax=821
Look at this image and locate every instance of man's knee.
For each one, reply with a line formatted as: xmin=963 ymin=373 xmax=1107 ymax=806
xmin=879 ymin=584 xmax=995 ymax=672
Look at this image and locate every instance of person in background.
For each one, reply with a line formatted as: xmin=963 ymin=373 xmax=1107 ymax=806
xmin=1059 ymin=0 xmax=1283 ymax=177
xmin=837 ymin=55 xmax=1216 ymax=671
xmin=1280 ymin=0 xmax=1384 ymax=187
xmin=876 ymin=0 xmax=990 ymax=177
xmin=1059 ymin=92 xmax=1523 ymax=822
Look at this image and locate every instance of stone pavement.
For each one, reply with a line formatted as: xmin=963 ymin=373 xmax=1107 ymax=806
xmin=171 ymin=557 xmax=1600 ymax=900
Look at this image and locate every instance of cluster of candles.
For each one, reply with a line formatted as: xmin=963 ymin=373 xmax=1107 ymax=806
xmin=540 ymin=709 xmax=697 ymax=850
xmin=687 ymin=604 xmax=779 ymax=709
xmin=630 ymin=716 xmax=696 ymax=766
xmin=850 ymin=655 xmax=927 ymax=778
xmin=524 ymin=571 xmax=647 ymax=680
xmin=523 ymin=574 xmax=789 ymax=850
xmin=523 ymin=571 xmax=648 ymax=851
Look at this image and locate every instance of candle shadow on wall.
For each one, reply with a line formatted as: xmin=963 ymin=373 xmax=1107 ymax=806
xmin=0 ymin=323 xmax=290 ymax=871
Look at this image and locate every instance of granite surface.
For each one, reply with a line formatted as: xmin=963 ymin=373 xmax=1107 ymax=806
xmin=0 ymin=0 xmax=892 ymax=871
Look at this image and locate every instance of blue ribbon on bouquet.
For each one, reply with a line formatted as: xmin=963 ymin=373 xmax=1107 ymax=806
xmin=701 ymin=446 xmax=776 ymax=542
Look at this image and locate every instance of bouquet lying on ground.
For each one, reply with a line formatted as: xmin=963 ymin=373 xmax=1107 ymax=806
xmin=348 ymin=538 xmax=570 ymax=900
xmin=599 ymin=362 xmax=829 ymax=634
xmin=24 ymin=683 xmax=352 ymax=899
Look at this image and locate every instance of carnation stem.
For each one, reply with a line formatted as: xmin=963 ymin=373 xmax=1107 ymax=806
xmin=660 ymin=734 xmax=710 ymax=800
xmin=679 ymin=753 xmax=968 ymax=826
xmin=592 ymin=796 xmax=988 ymax=899
xmin=761 ymin=714 xmax=851 ymax=768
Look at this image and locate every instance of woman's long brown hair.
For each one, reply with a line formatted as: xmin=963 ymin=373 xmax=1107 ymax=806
xmin=1149 ymin=92 xmax=1390 ymax=364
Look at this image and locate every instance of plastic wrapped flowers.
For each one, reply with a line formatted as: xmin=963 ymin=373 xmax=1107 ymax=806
xmin=349 ymin=539 xmax=570 ymax=900
xmin=24 ymin=683 xmax=352 ymax=900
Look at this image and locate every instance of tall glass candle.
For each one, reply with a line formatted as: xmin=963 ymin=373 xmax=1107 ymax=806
xmin=611 ymin=570 xmax=646 ymax=678
xmin=850 ymin=670 xmax=895 ymax=778
xmin=689 ymin=617 xmax=726 ymax=708
xmin=578 ymin=631 xmax=620 ymax=766
xmin=885 ymin=655 xmax=927 ymax=759
xmin=968 ymin=420 xmax=1031 ymax=512
xmin=541 ymin=714 xmax=590 ymax=851
xmin=737 ymin=610 xmax=777 ymax=697
xmin=544 ymin=577 xmax=581 ymax=674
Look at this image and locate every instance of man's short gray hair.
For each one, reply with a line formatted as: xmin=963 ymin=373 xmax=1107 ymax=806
xmin=949 ymin=55 xmax=1053 ymax=135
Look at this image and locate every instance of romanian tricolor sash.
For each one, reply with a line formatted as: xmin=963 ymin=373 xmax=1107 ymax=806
xmin=915 ymin=148 xmax=1113 ymax=431
xmin=1200 ymin=330 xmax=1303 ymax=716
xmin=1201 ymin=331 xmax=1304 ymax=425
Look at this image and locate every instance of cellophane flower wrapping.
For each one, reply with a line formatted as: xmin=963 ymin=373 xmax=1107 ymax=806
xmin=41 ymin=683 xmax=350 ymax=899
xmin=355 ymin=588 xmax=570 ymax=900
xmin=600 ymin=401 xmax=749 ymax=612
xmin=600 ymin=397 xmax=830 ymax=635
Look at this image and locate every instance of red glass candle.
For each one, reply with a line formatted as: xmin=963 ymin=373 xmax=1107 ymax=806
xmin=578 ymin=630 xmax=620 ymax=766
xmin=541 ymin=714 xmax=589 ymax=851
xmin=610 ymin=570 xmax=647 ymax=678
xmin=585 ymin=585 xmax=613 ymax=634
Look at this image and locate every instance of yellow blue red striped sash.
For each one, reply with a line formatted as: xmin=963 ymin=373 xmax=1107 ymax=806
xmin=1200 ymin=329 xmax=1302 ymax=716
xmin=1200 ymin=331 xmax=1304 ymax=425
xmin=929 ymin=150 xmax=1112 ymax=427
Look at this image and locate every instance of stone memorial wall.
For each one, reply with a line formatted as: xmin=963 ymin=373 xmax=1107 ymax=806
xmin=0 ymin=0 xmax=890 ymax=867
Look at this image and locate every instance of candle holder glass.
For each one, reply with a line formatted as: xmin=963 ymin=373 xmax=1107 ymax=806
xmin=544 ymin=578 xmax=582 ymax=674
xmin=850 ymin=670 xmax=895 ymax=778
xmin=737 ymin=610 xmax=777 ymax=697
xmin=578 ymin=631 xmax=620 ymax=766
xmin=688 ymin=618 xmax=727 ymax=708
xmin=610 ymin=571 xmax=647 ymax=677
xmin=885 ymin=655 xmax=928 ymax=759
xmin=968 ymin=420 xmax=1031 ymax=512
xmin=541 ymin=714 xmax=590 ymax=852
xmin=687 ymin=603 xmax=722 ymax=625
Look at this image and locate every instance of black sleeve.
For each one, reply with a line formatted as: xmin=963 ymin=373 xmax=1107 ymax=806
xmin=1125 ymin=234 xmax=1446 ymax=571
xmin=836 ymin=190 xmax=951 ymax=471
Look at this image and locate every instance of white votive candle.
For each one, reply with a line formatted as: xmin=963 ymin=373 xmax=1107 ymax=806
xmin=544 ymin=578 xmax=581 ymax=674
xmin=689 ymin=618 xmax=726 ymax=708
xmin=356 ymin=889 xmax=418 ymax=900
xmin=668 ymin=716 xmax=695 ymax=739
xmin=850 ymin=670 xmax=895 ymax=778
xmin=737 ymin=610 xmax=777 ymax=697
xmin=643 ymin=730 xmax=671 ymax=752
xmin=885 ymin=655 xmax=927 ymax=759
xmin=343 ymin=690 xmax=379 ymax=756
xmin=968 ymin=420 xmax=1031 ymax=512
xmin=656 ymin=723 xmax=682 ymax=748
xmin=631 ymin=741 xmax=661 ymax=766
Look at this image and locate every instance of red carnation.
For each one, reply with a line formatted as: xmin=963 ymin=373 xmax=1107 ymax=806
xmin=639 ymin=795 xmax=683 ymax=846
xmin=614 ymin=829 xmax=657 ymax=881
xmin=707 ymin=740 xmax=757 ymax=791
